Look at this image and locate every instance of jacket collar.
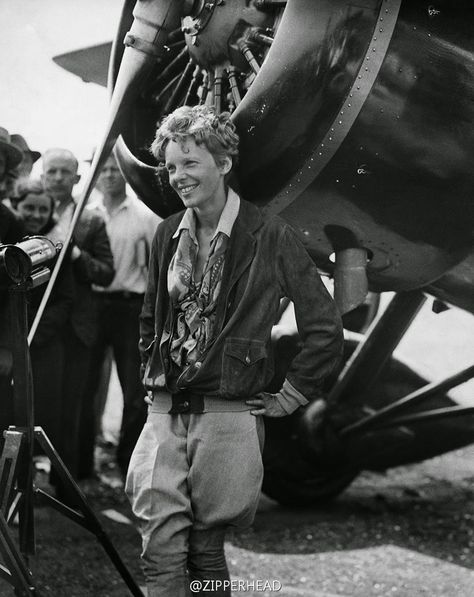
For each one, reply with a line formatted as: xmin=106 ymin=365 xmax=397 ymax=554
xmin=233 ymin=197 xmax=264 ymax=236
xmin=160 ymin=196 xmax=265 ymax=336
xmin=172 ymin=187 xmax=241 ymax=243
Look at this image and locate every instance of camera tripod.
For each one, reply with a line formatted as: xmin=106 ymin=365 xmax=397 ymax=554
xmin=0 ymin=278 xmax=143 ymax=595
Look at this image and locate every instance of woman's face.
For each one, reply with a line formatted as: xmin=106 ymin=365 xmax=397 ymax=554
xmin=17 ymin=193 xmax=53 ymax=234
xmin=164 ymin=137 xmax=231 ymax=214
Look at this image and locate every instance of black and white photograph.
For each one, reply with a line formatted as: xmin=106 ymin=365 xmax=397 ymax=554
xmin=1 ymin=1 xmax=473 ymax=595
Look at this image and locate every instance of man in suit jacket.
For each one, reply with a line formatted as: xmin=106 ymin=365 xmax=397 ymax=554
xmin=42 ymin=148 xmax=115 ymax=484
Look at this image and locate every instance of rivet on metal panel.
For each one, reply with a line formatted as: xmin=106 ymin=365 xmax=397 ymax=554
xmin=262 ymin=0 xmax=402 ymax=217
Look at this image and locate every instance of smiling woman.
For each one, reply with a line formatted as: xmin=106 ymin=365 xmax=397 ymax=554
xmin=14 ymin=178 xmax=56 ymax=235
xmin=125 ymin=104 xmax=343 ymax=597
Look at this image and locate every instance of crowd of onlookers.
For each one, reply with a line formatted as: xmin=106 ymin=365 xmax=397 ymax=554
xmin=0 ymin=126 xmax=160 ymax=501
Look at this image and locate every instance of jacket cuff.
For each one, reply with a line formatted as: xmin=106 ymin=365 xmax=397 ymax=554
xmin=274 ymin=378 xmax=309 ymax=415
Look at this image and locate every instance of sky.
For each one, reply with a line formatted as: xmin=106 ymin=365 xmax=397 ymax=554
xmin=0 ymin=0 xmax=122 ymax=172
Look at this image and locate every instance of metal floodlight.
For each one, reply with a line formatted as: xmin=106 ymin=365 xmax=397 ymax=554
xmin=0 ymin=237 xmax=58 ymax=285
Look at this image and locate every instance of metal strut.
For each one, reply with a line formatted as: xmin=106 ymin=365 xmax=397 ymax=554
xmin=327 ymin=291 xmax=427 ymax=408
xmin=376 ymin=404 xmax=474 ymax=428
xmin=341 ymin=364 xmax=474 ymax=437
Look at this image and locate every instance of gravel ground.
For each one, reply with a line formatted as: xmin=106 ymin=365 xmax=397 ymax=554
xmin=229 ymin=448 xmax=474 ymax=596
xmin=3 ymin=445 xmax=473 ymax=597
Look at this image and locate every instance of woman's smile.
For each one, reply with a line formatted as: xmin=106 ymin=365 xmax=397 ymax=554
xmin=165 ymin=138 xmax=230 ymax=213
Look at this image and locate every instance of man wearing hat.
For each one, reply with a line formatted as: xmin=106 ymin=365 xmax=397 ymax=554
xmin=11 ymin=134 xmax=41 ymax=178
xmin=0 ymin=127 xmax=23 ymax=203
xmin=0 ymin=127 xmax=25 ymax=434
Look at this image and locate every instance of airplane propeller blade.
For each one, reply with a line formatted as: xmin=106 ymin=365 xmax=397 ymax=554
xmin=29 ymin=0 xmax=191 ymax=343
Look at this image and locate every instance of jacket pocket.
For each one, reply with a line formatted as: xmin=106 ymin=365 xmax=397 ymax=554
xmin=221 ymin=338 xmax=268 ymax=397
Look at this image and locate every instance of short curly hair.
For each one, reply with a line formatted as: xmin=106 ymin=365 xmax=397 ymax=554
xmin=150 ymin=105 xmax=239 ymax=167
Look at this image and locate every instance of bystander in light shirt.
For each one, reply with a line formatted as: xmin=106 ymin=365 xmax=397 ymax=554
xmin=88 ymin=194 xmax=161 ymax=293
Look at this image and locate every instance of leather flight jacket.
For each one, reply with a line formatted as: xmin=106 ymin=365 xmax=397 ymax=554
xmin=139 ymin=198 xmax=343 ymax=402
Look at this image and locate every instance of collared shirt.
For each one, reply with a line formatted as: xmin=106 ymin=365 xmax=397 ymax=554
xmin=172 ymin=187 xmax=240 ymax=244
xmin=88 ymin=194 xmax=161 ymax=294
xmin=55 ymin=199 xmax=75 ymax=227
xmin=48 ymin=198 xmax=79 ymax=246
xmin=166 ymin=188 xmax=240 ymax=375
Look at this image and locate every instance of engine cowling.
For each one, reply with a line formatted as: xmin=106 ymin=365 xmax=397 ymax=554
xmin=112 ymin=0 xmax=474 ymax=295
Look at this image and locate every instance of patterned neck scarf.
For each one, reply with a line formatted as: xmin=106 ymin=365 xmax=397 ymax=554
xmin=167 ymin=224 xmax=228 ymax=368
